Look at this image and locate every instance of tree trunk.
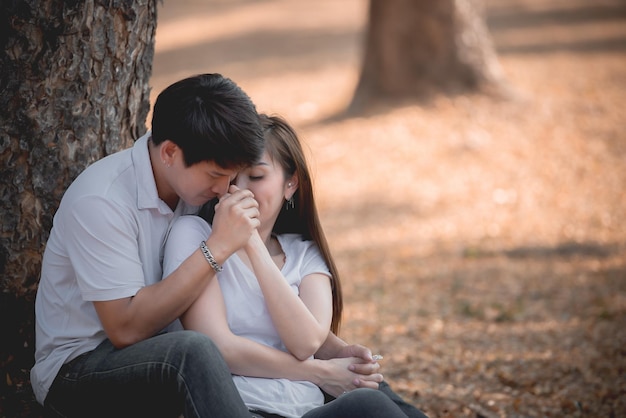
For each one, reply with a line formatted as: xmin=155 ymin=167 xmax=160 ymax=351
xmin=0 ymin=0 xmax=156 ymax=407
xmin=349 ymin=0 xmax=505 ymax=112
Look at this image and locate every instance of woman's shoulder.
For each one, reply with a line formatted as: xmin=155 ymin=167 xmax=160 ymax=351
xmin=277 ymin=233 xmax=319 ymax=256
xmin=277 ymin=233 xmax=308 ymax=246
xmin=171 ymin=215 xmax=211 ymax=235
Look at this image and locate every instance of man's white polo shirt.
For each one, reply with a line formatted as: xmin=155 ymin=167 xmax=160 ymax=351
xmin=31 ymin=132 xmax=199 ymax=404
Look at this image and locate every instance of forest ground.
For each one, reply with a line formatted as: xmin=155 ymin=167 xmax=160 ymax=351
xmin=3 ymin=0 xmax=625 ymax=417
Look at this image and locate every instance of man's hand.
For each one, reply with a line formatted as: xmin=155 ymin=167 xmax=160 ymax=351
xmin=209 ymin=185 xmax=259 ymax=258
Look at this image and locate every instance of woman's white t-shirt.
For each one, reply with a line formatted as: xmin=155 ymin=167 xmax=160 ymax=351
xmin=163 ymin=215 xmax=331 ymax=418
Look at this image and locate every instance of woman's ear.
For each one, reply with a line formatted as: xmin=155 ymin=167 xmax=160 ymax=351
xmin=285 ymin=175 xmax=299 ymax=200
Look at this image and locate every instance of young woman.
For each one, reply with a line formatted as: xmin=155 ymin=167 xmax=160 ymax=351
xmin=163 ymin=114 xmax=409 ymax=418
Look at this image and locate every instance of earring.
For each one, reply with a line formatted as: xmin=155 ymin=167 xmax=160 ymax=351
xmin=285 ymin=196 xmax=295 ymax=210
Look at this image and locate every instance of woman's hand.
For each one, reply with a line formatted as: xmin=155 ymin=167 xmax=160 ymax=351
xmin=333 ymin=343 xmax=385 ymax=376
xmin=315 ymin=334 xmax=384 ymax=384
xmin=315 ymin=357 xmax=384 ymax=398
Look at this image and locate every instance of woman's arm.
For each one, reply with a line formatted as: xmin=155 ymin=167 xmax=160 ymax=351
xmin=164 ymin=213 xmax=382 ymax=394
xmin=316 ymin=331 xmax=385 ymax=379
xmin=244 ymin=231 xmax=332 ymax=360
xmin=181 ymin=274 xmax=378 ymax=397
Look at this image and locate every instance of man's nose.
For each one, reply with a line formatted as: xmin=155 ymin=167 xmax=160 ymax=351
xmin=213 ymin=176 xmax=231 ymax=196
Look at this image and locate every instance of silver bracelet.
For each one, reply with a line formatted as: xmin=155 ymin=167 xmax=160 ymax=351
xmin=200 ymin=241 xmax=223 ymax=273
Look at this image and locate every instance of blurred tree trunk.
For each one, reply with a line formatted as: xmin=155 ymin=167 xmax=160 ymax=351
xmin=0 ymin=0 xmax=156 ymax=403
xmin=349 ymin=0 xmax=505 ymax=112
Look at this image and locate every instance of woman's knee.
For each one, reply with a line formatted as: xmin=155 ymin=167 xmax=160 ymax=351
xmin=344 ymin=388 xmax=400 ymax=412
xmin=349 ymin=388 xmax=382 ymax=398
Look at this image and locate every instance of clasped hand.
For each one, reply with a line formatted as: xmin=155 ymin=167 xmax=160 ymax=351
xmin=317 ymin=346 xmax=384 ymax=398
xmin=211 ymin=185 xmax=260 ymax=254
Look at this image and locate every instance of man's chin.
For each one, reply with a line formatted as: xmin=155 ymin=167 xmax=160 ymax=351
xmin=199 ymin=197 xmax=215 ymax=206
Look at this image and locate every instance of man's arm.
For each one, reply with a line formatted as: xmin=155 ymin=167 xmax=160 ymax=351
xmin=94 ymin=249 xmax=216 ymax=347
xmin=95 ymin=187 xmax=259 ymax=348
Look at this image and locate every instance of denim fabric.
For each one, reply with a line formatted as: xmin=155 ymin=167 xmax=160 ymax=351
xmin=248 ymin=410 xmax=283 ymax=418
xmin=321 ymin=382 xmax=429 ymax=418
xmin=377 ymin=381 xmax=429 ymax=418
xmin=303 ymin=388 xmax=409 ymax=418
xmin=43 ymin=331 xmax=251 ymax=418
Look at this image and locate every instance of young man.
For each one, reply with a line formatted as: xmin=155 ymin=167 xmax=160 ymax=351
xmin=32 ymin=73 xmax=266 ymax=417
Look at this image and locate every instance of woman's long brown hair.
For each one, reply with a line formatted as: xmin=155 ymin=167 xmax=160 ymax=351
xmin=200 ymin=114 xmax=343 ymax=334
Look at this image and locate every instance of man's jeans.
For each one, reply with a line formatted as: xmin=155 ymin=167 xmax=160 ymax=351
xmin=44 ymin=330 xmax=251 ymax=418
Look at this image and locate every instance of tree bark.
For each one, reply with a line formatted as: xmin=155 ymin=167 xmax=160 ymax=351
xmin=349 ymin=0 xmax=505 ymax=112
xmin=0 ymin=0 xmax=157 ymax=399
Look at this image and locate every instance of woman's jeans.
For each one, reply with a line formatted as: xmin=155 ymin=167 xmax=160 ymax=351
xmin=303 ymin=388 xmax=409 ymax=418
xmin=43 ymin=330 xmax=251 ymax=418
xmin=250 ymin=388 xmax=413 ymax=418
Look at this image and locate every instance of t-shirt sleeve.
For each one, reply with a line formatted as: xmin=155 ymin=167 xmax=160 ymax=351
xmin=163 ymin=215 xmax=212 ymax=279
xmin=65 ymin=195 xmax=144 ymax=301
xmin=299 ymin=239 xmax=332 ymax=280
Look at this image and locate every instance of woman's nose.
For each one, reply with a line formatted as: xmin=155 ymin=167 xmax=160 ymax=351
xmin=234 ymin=176 xmax=247 ymax=189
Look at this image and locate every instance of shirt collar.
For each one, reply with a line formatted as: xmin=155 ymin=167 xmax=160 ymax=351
xmin=132 ymin=132 xmax=172 ymax=214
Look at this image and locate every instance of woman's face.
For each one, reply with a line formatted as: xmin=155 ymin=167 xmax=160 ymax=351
xmin=234 ymin=150 xmax=295 ymax=231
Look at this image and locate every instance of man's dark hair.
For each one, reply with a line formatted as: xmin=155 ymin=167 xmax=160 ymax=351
xmin=151 ymin=73 xmax=263 ymax=168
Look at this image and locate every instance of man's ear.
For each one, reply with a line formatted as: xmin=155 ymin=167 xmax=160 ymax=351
xmin=160 ymin=140 xmax=178 ymax=167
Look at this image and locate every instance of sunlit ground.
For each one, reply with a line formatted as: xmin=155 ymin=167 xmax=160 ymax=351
xmin=150 ymin=0 xmax=626 ymax=416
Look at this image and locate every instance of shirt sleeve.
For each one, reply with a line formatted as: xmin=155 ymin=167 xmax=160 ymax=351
xmin=163 ymin=215 xmax=212 ymax=278
xmin=65 ymin=195 xmax=144 ymax=301
xmin=298 ymin=239 xmax=332 ymax=280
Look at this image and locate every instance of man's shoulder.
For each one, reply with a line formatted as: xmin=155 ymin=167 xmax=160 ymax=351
xmin=64 ymin=148 xmax=135 ymax=202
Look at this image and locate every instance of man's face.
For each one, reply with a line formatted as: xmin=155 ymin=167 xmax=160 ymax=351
xmin=173 ymin=159 xmax=239 ymax=207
